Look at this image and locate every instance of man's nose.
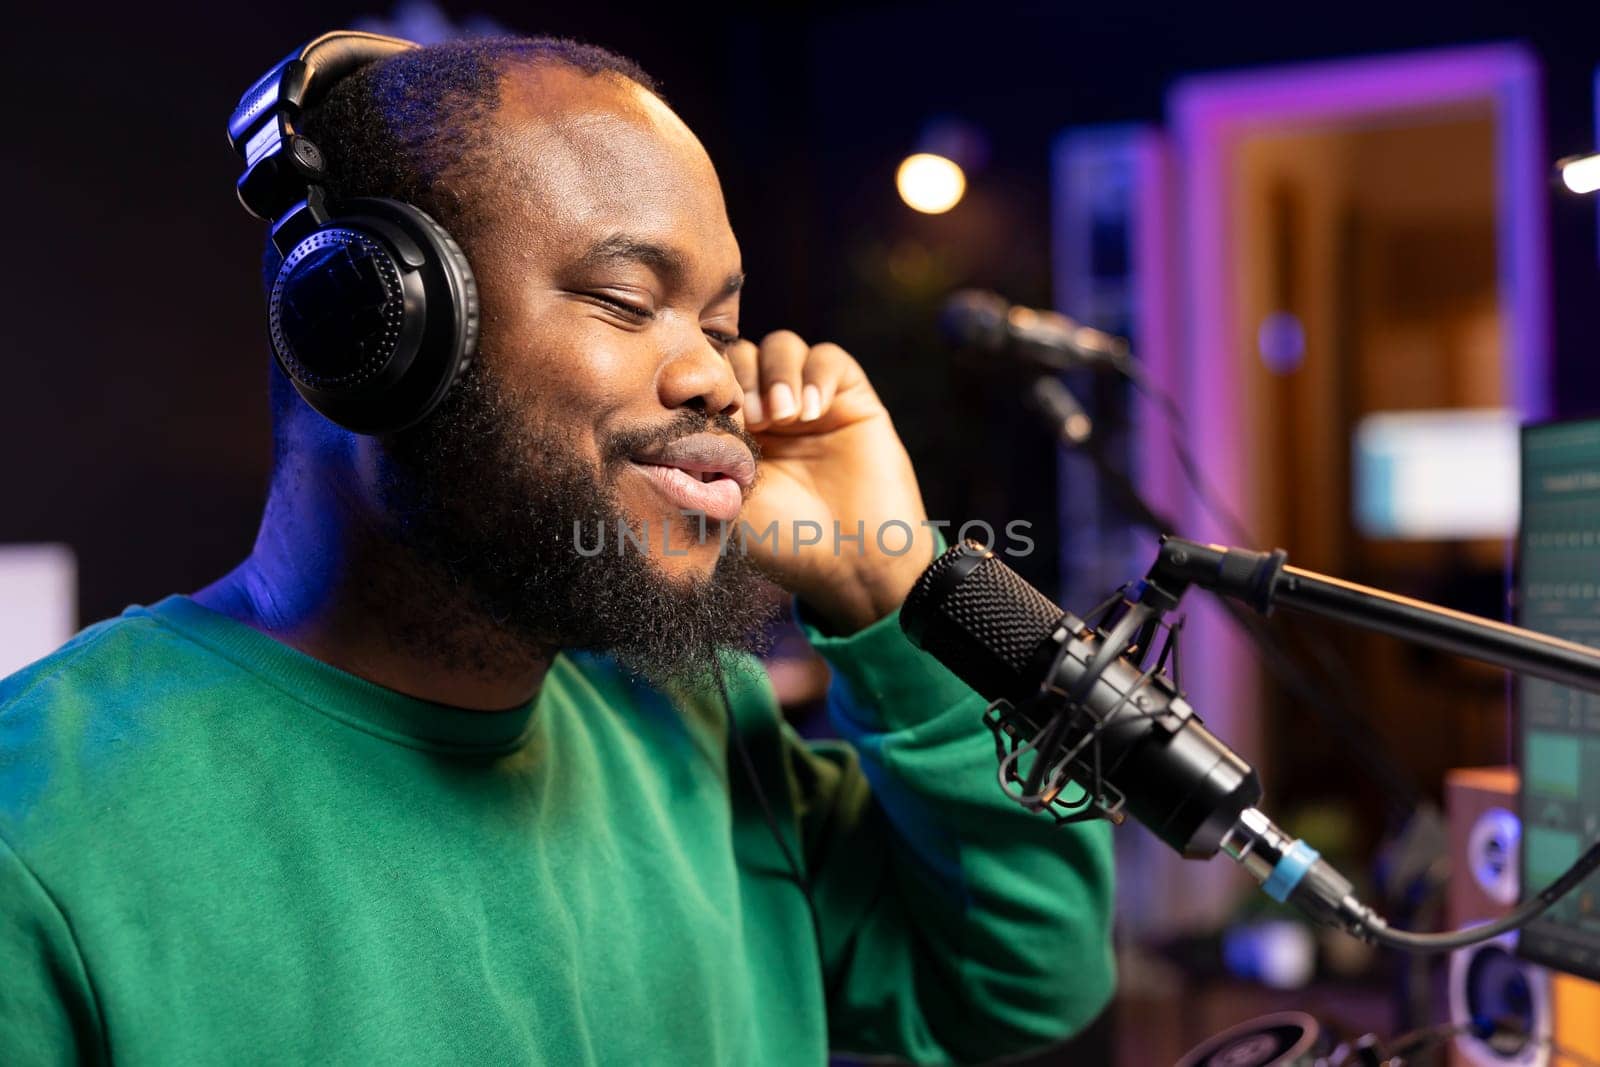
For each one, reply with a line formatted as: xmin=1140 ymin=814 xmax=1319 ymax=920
xmin=656 ymin=327 xmax=742 ymax=418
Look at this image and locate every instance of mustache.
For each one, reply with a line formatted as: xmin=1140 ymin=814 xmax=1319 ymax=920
xmin=602 ymin=409 xmax=762 ymax=470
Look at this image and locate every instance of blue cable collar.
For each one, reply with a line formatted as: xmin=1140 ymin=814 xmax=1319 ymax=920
xmin=1262 ymin=839 xmax=1320 ymax=903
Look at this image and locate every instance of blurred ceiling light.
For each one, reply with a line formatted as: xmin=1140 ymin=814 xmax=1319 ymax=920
xmin=896 ymin=153 xmax=966 ymax=214
xmin=1558 ymin=152 xmax=1600 ymax=194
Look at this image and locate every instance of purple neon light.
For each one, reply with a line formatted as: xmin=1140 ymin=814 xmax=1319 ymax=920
xmin=1159 ymin=43 xmax=1551 ymax=787
xmin=1169 ymin=44 xmax=1551 ymax=522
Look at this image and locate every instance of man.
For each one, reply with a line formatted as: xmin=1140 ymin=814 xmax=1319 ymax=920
xmin=0 ymin=33 xmax=1114 ymax=1064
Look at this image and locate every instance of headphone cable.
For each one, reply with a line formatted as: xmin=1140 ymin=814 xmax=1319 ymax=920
xmin=711 ymin=658 xmax=827 ymax=974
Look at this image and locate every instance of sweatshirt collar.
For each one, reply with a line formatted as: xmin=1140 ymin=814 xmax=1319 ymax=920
xmin=132 ymin=595 xmax=537 ymax=755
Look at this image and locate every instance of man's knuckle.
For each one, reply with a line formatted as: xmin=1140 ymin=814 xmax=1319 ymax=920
xmin=761 ymin=328 xmax=805 ymax=350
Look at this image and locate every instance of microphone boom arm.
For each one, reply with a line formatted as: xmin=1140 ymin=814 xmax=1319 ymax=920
xmin=1142 ymin=536 xmax=1600 ymax=695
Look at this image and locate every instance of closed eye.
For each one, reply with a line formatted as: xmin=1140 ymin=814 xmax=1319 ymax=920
xmin=581 ymin=291 xmax=736 ymax=350
xmin=585 ymin=292 xmax=654 ymax=321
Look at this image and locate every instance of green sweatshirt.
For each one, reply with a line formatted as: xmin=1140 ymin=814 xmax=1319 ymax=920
xmin=0 ymin=593 xmax=1114 ymax=1065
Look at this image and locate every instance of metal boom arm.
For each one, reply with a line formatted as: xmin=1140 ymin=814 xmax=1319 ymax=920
xmin=1141 ymin=536 xmax=1600 ymax=695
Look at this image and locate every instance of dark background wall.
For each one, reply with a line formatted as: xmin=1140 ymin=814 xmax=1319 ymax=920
xmin=5 ymin=0 xmax=1600 ymax=626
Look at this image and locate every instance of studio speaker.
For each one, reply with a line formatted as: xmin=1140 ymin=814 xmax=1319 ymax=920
xmin=1445 ymin=767 xmax=1600 ymax=1067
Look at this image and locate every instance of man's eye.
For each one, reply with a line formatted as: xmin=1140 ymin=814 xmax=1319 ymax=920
xmin=589 ymin=293 xmax=654 ymax=321
xmin=705 ymin=329 xmax=739 ymax=348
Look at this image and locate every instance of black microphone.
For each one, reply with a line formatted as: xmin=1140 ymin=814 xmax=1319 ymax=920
xmin=939 ymin=290 xmax=1132 ymax=375
xmin=901 ymin=539 xmax=1258 ymax=858
xmin=901 ymin=540 xmax=1375 ymax=931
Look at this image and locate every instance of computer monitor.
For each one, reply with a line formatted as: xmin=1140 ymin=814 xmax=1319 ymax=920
xmin=1516 ymin=417 xmax=1600 ymax=980
xmin=1353 ymin=408 xmax=1520 ymax=541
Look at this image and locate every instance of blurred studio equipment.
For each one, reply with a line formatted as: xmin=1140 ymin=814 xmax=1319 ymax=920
xmin=0 ymin=545 xmax=75 ymax=678
xmin=970 ymin=43 xmax=1577 ymax=1062
xmin=1443 ymin=769 xmax=1552 ymax=1067
xmin=900 ymin=524 xmax=1600 ymax=1062
xmin=901 ymin=405 xmax=1600 ymax=1062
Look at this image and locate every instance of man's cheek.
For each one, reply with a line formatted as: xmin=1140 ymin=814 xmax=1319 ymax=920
xmin=611 ymin=476 xmax=669 ymax=528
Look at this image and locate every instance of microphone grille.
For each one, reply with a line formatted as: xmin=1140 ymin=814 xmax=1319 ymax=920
xmin=901 ymin=540 xmax=1068 ymax=704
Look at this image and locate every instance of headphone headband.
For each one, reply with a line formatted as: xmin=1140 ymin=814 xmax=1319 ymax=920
xmin=228 ymin=31 xmax=418 ymax=221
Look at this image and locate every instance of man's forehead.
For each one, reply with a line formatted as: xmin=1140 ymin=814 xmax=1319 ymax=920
xmin=495 ymin=61 xmax=669 ymax=127
xmin=483 ymin=65 xmax=739 ymax=272
xmin=490 ymin=65 xmax=706 ymax=199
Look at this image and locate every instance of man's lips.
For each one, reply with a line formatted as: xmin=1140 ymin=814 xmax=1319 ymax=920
xmin=629 ymin=433 xmax=756 ymax=524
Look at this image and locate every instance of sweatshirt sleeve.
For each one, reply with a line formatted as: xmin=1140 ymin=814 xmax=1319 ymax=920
xmin=793 ymin=605 xmax=1116 ymax=1065
xmin=0 ymin=834 xmax=105 ymax=1065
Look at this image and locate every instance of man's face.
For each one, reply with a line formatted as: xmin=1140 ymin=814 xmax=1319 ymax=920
xmin=373 ymin=65 xmax=775 ymax=683
xmin=472 ymin=65 xmax=752 ymax=580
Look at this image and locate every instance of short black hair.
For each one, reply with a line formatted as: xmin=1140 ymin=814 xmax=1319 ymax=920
xmin=263 ymin=35 xmax=661 ymax=461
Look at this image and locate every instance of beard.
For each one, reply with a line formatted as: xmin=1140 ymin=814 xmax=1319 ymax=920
xmin=372 ymin=359 xmax=778 ymax=690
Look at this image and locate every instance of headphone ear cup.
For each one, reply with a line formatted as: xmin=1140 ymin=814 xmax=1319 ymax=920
xmin=266 ymin=197 xmax=479 ymax=434
xmin=400 ymin=205 xmax=480 ymax=390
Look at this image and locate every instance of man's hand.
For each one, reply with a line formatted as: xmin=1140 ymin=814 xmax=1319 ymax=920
xmin=730 ymin=331 xmax=935 ymax=633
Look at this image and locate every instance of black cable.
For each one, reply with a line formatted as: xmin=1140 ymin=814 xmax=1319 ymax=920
xmin=1119 ymin=359 xmax=1255 ymax=547
xmin=711 ymin=658 xmax=827 ymax=972
xmin=1385 ymin=1018 xmax=1600 ymax=1067
xmin=1357 ymin=833 xmax=1600 ymax=952
xmin=1382 ymin=1019 xmax=1472 ymax=1059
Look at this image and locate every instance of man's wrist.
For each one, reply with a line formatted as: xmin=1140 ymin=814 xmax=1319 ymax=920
xmin=795 ymin=525 xmax=940 ymax=634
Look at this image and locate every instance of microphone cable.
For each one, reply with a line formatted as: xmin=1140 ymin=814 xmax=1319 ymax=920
xmin=1115 ymin=357 xmax=1255 ymax=549
xmin=710 ymin=656 xmax=827 ymax=975
xmin=1384 ymin=1017 xmax=1600 ymax=1066
xmin=1354 ymin=832 xmax=1600 ymax=952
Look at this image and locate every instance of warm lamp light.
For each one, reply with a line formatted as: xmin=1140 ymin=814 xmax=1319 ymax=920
xmin=896 ymin=153 xmax=966 ymax=214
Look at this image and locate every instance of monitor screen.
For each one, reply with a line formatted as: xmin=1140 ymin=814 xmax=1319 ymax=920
xmin=1354 ymin=408 xmax=1519 ymax=540
xmin=1517 ymin=417 xmax=1600 ymax=980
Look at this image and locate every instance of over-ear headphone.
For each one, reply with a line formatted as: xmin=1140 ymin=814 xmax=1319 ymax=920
xmin=227 ymin=31 xmax=479 ymax=435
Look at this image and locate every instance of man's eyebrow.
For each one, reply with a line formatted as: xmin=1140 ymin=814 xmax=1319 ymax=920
xmin=576 ymin=234 xmax=685 ymax=277
xmin=575 ymin=234 xmax=744 ymax=296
